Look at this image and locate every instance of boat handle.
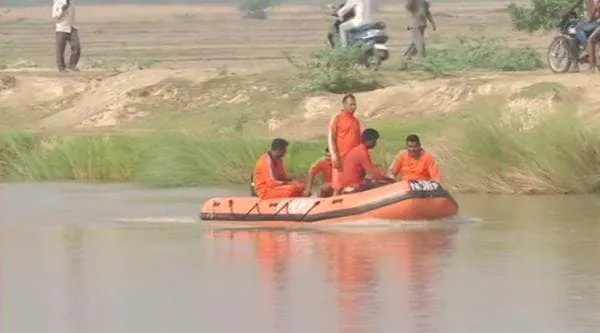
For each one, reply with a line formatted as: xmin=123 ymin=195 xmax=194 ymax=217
xmin=299 ymin=201 xmax=321 ymax=221
xmin=332 ymin=199 xmax=343 ymax=204
xmin=243 ymin=202 xmax=260 ymax=218
xmin=270 ymin=201 xmax=290 ymax=218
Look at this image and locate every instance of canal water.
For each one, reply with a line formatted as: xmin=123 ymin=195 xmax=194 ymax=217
xmin=1 ymin=183 xmax=599 ymax=333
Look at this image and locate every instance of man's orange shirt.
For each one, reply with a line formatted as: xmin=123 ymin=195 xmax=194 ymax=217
xmin=253 ymin=152 xmax=288 ymax=195
xmin=339 ymin=144 xmax=388 ymax=189
xmin=309 ymin=157 xmax=333 ymax=183
xmin=389 ymin=151 xmax=442 ymax=182
xmin=328 ymin=111 xmax=361 ymax=159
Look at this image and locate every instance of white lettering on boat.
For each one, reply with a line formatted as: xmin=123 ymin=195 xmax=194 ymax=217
xmin=408 ymin=180 xmax=440 ymax=192
xmin=276 ymin=198 xmax=321 ymax=215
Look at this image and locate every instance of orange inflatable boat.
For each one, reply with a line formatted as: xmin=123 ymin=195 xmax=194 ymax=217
xmin=199 ymin=180 xmax=459 ymax=227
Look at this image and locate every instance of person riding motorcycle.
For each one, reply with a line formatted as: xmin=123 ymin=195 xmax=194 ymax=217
xmin=334 ymin=0 xmax=377 ymax=48
xmin=563 ymin=0 xmax=600 ymax=70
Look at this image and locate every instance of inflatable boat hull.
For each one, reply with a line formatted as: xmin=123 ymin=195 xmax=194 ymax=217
xmin=199 ymin=180 xmax=458 ymax=227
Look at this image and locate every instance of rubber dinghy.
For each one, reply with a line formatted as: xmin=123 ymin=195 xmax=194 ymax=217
xmin=199 ymin=180 xmax=459 ymax=227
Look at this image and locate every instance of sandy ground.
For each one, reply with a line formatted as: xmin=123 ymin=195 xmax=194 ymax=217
xmin=1 ymin=3 xmax=598 ymax=133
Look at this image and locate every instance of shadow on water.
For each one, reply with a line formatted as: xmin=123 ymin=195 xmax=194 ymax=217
xmin=207 ymin=226 xmax=459 ymax=333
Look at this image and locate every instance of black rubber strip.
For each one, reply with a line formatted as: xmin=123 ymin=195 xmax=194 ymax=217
xmin=199 ymin=186 xmax=458 ymax=223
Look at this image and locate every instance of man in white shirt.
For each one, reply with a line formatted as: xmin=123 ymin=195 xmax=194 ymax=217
xmin=336 ymin=0 xmax=377 ymax=48
xmin=52 ymin=0 xmax=81 ymax=72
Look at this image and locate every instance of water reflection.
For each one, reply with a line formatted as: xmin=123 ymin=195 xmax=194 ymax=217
xmin=61 ymin=227 xmax=85 ymax=333
xmin=207 ymin=226 xmax=458 ymax=333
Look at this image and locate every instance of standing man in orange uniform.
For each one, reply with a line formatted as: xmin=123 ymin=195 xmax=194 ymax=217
xmin=253 ymin=138 xmax=306 ymax=199
xmin=387 ymin=134 xmax=442 ymax=182
xmin=339 ymin=128 xmax=393 ymax=193
xmin=303 ymin=148 xmax=334 ymax=197
xmin=328 ymin=94 xmax=362 ymax=196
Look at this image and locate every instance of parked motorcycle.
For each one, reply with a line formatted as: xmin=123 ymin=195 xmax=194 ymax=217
xmin=547 ymin=10 xmax=600 ymax=73
xmin=325 ymin=3 xmax=390 ymax=68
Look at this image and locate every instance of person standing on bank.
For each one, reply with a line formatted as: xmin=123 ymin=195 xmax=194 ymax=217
xmin=405 ymin=0 xmax=436 ymax=58
xmin=52 ymin=0 xmax=81 ymax=72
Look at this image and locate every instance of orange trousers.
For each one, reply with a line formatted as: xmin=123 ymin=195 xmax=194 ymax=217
xmin=260 ymin=180 xmax=305 ymax=199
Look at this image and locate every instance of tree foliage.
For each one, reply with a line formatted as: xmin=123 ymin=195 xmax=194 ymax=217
xmin=507 ymin=0 xmax=577 ymax=33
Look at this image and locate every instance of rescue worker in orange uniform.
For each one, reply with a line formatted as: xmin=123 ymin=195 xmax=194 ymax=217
xmin=253 ymin=138 xmax=306 ymax=199
xmin=338 ymin=128 xmax=394 ymax=193
xmin=387 ymin=134 xmax=442 ymax=182
xmin=328 ymin=94 xmax=363 ymax=196
xmin=303 ymin=148 xmax=334 ymax=198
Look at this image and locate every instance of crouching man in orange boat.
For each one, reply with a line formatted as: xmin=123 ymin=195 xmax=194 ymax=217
xmin=387 ymin=134 xmax=442 ymax=182
xmin=338 ymin=128 xmax=394 ymax=193
xmin=303 ymin=148 xmax=334 ymax=198
xmin=253 ymin=138 xmax=307 ymax=199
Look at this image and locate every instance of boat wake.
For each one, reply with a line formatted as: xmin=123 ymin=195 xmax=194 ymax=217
xmin=108 ymin=216 xmax=198 ymax=224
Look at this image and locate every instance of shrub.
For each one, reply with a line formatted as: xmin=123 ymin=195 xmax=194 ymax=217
xmin=408 ymin=37 xmax=544 ymax=74
xmin=507 ymin=0 xmax=574 ymax=33
xmin=285 ymin=45 xmax=381 ymax=93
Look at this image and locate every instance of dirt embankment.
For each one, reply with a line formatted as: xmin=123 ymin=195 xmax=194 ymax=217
xmin=2 ymin=69 xmax=600 ymax=135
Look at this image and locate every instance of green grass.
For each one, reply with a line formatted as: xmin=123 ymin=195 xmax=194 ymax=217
xmin=0 ymin=120 xmax=441 ymax=187
xmin=3 ymin=103 xmax=600 ymax=195
xmin=407 ymin=37 xmax=544 ymax=75
xmin=441 ymin=105 xmax=600 ymax=194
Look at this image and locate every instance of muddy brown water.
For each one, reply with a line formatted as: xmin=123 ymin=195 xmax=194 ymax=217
xmin=1 ymin=183 xmax=599 ymax=333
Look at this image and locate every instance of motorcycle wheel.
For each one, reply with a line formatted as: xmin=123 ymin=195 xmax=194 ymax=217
xmin=547 ymin=35 xmax=573 ymax=73
xmin=363 ymin=50 xmax=382 ymax=70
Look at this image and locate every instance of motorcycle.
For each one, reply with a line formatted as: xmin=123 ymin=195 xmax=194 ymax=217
xmin=325 ymin=3 xmax=390 ymax=68
xmin=547 ymin=10 xmax=600 ymax=73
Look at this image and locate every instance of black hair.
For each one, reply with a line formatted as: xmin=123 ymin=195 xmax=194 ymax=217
xmin=342 ymin=94 xmax=355 ymax=104
xmin=325 ymin=147 xmax=329 ymax=153
xmin=271 ymin=138 xmax=289 ymax=150
xmin=361 ymin=128 xmax=380 ymax=142
xmin=406 ymin=134 xmax=420 ymax=144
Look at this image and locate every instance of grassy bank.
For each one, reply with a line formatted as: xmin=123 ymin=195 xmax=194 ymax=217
xmin=2 ymin=107 xmax=600 ymax=194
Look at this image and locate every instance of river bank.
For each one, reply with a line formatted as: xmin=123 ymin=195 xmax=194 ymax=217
xmin=2 ymin=105 xmax=600 ymax=194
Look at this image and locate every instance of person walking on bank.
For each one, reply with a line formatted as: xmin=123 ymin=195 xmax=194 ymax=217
xmin=405 ymin=0 xmax=436 ymax=58
xmin=52 ymin=0 xmax=81 ymax=72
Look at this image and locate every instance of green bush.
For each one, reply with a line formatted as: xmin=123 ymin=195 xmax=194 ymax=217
xmin=507 ymin=0 xmax=574 ymax=33
xmin=410 ymin=37 xmax=544 ymax=74
xmin=285 ymin=45 xmax=381 ymax=93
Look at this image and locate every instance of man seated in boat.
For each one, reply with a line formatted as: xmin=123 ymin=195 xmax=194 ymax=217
xmin=338 ymin=128 xmax=394 ymax=193
xmin=387 ymin=134 xmax=442 ymax=182
xmin=253 ymin=138 xmax=307 ymax=199
xmin=303 ymin=148 xmax=334 ymax=197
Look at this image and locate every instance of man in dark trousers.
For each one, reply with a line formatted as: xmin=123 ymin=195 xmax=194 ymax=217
xmin=405 ymin=0 xmax=437 ymax=58
xmin=52 ymin=0 xmax=81 ymax=72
